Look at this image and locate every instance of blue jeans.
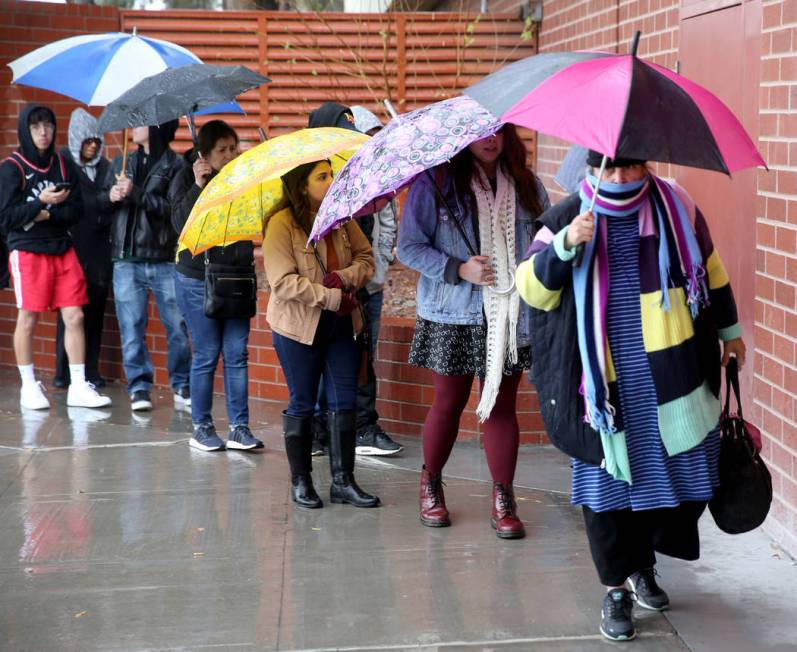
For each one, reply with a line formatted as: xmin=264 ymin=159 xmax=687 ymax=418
xmin=316 ymin=290 xmax=383 ymax=429
xmin=113 ymin=261 xmax=191 ymax=395
xmin=273 ymin=311 xmax=358 ymax=418
xmin=175 ymin=272 xmax=250 ymax=427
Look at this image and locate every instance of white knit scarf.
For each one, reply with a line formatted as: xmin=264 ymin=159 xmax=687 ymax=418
xmin=471 ymin=163 xmax=519 ymax=422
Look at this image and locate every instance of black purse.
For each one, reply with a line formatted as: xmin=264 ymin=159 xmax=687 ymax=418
xmin=708 ymin=357 xmax=772 ymax=535
xmin=203 ymin=252 xmax=257 ymax=320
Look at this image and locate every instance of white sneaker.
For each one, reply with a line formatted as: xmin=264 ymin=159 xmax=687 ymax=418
xmin=174 ymin=388 xmax=191 ymax=408
xmin=20 ymin=381 xmax=49 ymax=410
xmin=67 ymin=382 xmax=112 ymax=408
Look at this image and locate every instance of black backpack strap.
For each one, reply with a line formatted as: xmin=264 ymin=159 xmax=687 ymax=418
xmin=3 ymin=153 xmax=26 ymax=191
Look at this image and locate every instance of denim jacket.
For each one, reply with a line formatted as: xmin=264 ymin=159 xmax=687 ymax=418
xmin=397 ymin=166 xmax=550 ymax=346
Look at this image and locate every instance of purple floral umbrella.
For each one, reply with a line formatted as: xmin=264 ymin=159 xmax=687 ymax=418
xmin=309 ymin=95 xmax=502 ymax=242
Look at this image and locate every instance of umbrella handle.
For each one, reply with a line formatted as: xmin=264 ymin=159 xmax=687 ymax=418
xmin=573 ymin=154 xmax=607 ymax=268
xmin=120 ymin=128 xmax=129 ymax=178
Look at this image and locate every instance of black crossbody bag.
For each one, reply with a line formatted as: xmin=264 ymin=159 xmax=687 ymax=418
xmin=203 ymin=251 xmax=257 ymax=320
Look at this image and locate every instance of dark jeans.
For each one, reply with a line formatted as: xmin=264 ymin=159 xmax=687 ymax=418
xmin=273 ymin=312 xmax=358 ymax=418
xmin=355 ymin=289 xmax=383 ymax=430
xmin=316 ymin=290 xmax=383 ymax=431
xmin=55 ymin=281 xmax=109 ymax=383
xmin=175 ymin=272 xmax=250 ymax=427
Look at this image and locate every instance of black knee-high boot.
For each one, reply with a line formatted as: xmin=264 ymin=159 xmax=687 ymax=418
xmin=327 ymin=410 xmax=380 ymax=508
xmin=282 ymin=411 xmax=322 ymax=509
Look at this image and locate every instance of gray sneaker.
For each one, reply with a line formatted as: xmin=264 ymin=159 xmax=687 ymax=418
xmin=189 ymin=423 xmax=225 ymax=452
xmin=226 ymin=425 xmax=264 ymax=451
xmin=355 ymin=424 xmax=403 ymax=456
xmin=628 ymin=567 xmax=670 ymax=611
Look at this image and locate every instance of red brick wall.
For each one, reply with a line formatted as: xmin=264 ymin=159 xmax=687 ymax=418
xmin=755 ymin=0 xmax=797 ymax=555
xmin=0 ymin=286 xmax=546 ymax=444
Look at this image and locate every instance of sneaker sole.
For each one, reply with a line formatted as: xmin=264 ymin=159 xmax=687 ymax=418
xmin=311 ymin=450 xmax=327 ymax=457
xmin=226 ymin=440 xmax=263 ymax=451
xmin=67 ymin=398 xmax=112 ymax=408
xmin=600 ymin=625 xmax=636 ymax=642
xmin=20 ymin=401 xmax=50 ymax=410
xmin=188 ymin=438 xmax=225 ymax=452
xmin=131 ymin=401 xmax=152 ymax=412
xmin=355 ymin=445 xmax=403 ymax=456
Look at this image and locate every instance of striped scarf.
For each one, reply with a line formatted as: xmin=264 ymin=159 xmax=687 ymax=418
xmin=573 ymin=173 xmax=710 ymax=436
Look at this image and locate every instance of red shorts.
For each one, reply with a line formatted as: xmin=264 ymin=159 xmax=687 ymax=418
xmin=8 ymin=248 xmax=88 ymax=312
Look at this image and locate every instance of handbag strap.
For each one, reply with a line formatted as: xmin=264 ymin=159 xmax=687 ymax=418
xmin=724 ymin=357 xmax=743 ymax=419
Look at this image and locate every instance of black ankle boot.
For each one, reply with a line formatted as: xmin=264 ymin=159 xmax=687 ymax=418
xmin=327 ymin=410 xmax=380 ymax=508
xmin=282 ymin=412 xmax=322 ymax=509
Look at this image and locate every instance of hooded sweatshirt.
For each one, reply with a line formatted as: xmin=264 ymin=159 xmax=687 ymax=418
xmin=307 ymin=102 xmax=359 ymax=131
xmin=351 ymin=105 xmax=384 ymax=134
xmin=61 ymin=108 xmax=113 ymax=286
xmin=0 ymin=104 xmax=81 ymax=256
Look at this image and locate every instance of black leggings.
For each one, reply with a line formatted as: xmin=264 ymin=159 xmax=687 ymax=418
xmin=582 ymin=501 xmax=708 ymax=586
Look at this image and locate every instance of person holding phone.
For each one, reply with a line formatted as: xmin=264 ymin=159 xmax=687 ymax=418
xmin=170 ymin=120 xmax=263 ymax=453
xmin=0 ymin=104 xmax=112 ymax=411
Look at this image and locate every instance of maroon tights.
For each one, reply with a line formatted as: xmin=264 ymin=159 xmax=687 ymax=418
xmin=422 ymin=371 xmax=522 ymax=485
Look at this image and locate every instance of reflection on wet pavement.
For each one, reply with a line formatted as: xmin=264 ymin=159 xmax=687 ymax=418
xmin=0 ymin=371 xmax=794 ymax=651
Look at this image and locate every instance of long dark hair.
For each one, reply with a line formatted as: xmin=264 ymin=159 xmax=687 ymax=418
xmin=280 ymin=160 xmax=328 ymax=235
xmin=450 ymin=124 xmax=544 ymax=216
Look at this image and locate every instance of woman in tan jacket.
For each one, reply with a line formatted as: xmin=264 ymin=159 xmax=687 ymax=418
xmin=263 ymin=159 xmax=380 ymax=509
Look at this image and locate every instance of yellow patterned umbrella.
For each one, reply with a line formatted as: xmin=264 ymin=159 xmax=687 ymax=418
xmin=178 ymin=127 xmax=369 ymax=255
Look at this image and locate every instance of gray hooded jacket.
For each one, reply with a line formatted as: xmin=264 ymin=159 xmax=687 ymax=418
xmin=351 ymin=105 xmax=397 ymax=294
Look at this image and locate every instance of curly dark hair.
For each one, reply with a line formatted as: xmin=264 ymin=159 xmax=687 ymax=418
xmin=450 ymin=124 xmax=544 ymax=216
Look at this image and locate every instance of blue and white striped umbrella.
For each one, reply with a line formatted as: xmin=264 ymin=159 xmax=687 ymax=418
xmin=9 ymin=31 xmax=206 ymax=106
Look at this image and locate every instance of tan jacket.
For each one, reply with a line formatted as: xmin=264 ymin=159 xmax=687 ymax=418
xmin=263 ymin=208 xmax=375 ymax=345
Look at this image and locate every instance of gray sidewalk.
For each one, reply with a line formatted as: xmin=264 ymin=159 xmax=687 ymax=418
xmin=0 ymin=372 xmax=795 ymax=652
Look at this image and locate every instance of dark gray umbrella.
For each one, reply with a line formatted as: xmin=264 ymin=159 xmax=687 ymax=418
xmin=554 ymin=144 xmax=589 ymax=194
xmin=98 ymin=63 xmax=270 ymax=133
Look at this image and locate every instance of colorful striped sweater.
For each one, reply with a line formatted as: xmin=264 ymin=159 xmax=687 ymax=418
xmin=516 ymin=187 xmax=741 ymax=482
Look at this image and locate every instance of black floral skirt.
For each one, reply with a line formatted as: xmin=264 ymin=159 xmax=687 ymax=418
xmin=408 ymin=317 xmax=531 ymax=378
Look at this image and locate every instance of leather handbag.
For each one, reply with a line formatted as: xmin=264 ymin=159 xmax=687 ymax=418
xmin=203 ymin=253 xmax=257 ymax=320
xmin=708 ymin=358 xmax=772 ymax=535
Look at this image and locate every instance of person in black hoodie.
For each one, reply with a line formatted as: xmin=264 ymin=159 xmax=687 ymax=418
xmin=54 ymin=108 xmax=113 ymax=389
xmin=169 ymin=120 xmax=263 ymax=453
xmin=0 ymin=104 xmax=112 ymax=411
xmin=307 ymin=101 xmax=403 ymax=457
xmin=101 ymin=120 xmax=191 ymax=413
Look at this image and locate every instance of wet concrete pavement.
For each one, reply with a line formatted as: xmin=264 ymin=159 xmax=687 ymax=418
xmin=0 ymin=372 xmax=795 ymax=651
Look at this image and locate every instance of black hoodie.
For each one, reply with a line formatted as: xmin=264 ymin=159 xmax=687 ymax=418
xmin=0 ymin=104 xmax=82 ymax=256
xmin=307 ymin=102 xmax=359 ymax=131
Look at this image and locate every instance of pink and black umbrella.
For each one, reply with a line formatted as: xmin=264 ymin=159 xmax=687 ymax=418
xmin=464 ymin=34 xmax=765 ymax=175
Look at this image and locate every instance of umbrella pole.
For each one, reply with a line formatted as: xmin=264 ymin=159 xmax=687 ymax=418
xmin=573 ymin=154 xmax=607 ymax=268
xmin=187 ymin=112 xmax=198 ymax=147
xmin=120 ymin=128 xmax=129 ymax=177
